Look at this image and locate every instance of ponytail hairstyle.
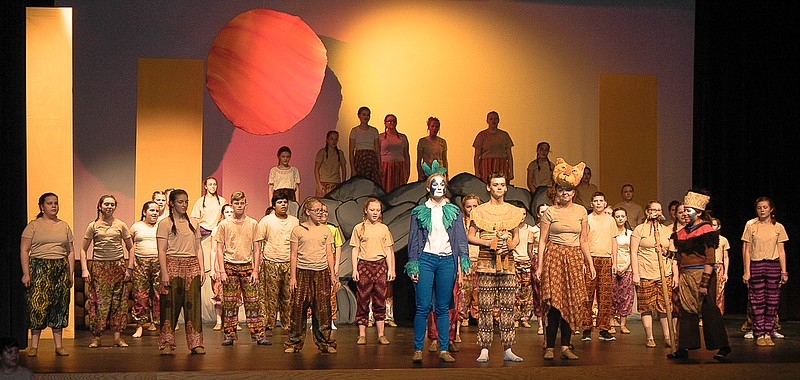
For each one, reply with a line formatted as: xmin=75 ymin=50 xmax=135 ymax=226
xmin=535 ymin=142 xmax=554 ymax=172
xmin=323 ymin=130 xmax=342 ymax=163
xmin=36 ymin=192 xmax=58 ymax=218
xmin=94 ymin=194 xmax=117 ymax=222
xmin=168 ymin=189 xmax=196 ymax=236
xmin=754 ymin=196 xmax=777 ymax=224
xmin=140 ymin=201 xmax=158 ymax=221
xmin=360 ymin=197 xmax=382 ymax=236
xmin=201 ymin=176 xmax=221 ymax=209
xmin=612 ymin=207 xmax=632 ymax=236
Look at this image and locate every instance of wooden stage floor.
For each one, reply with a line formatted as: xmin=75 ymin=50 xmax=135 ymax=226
xmin=20 ymin=315 xmax=800 ymax=379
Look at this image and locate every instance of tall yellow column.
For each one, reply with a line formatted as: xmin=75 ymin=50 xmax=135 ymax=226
xmin=135 ymin=58 xmax=204 ymax=213
xmin=26 ymin=7 xmax=74 ymax=339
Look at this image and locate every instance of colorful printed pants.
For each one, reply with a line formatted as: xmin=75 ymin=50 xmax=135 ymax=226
xmin=611 ymin=270 xmax=634 ymax=316
xmin=356 ymin=259 xmax=387 ymax=326
xmin=354 ymin=149 xmax=382 ymax=184
xmin=476 ymin=271 xmax=516 ymax=349
xmin=27 ymin=258 xmax=70 ymax=330
xmin=749 ymin=260 xmax=781 ymax=337
xmin=715 ymin=264 xmax=726 ymax=314
xmin=514 ymin=259 xmax=534 ymax=321
xmin=131 ymin=256 xmax=160 ymax=326
xmin=223 ymin=262 xmax=265 ymax=341
xmin=260 ymin=260 xmax=292 ymax=330
xmin=458 ymin=260 xmax=479 ymax=320
xmin=159 ymin=256 xmax=203 ymax=351
xmin=285 ymin=268 xmax=336 ymax=351
xmin=677 ymin=268 xmax=728 ymax=350
xmin=583 ymin=257 xmax=613 ymax=330
xmin=88 ymin=259 xmax=128 ymax=336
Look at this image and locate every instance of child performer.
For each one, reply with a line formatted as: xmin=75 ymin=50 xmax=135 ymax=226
xmin=458 ymin=194 xmax=482 ymax=327
xmin=315 ymin=131 xmax=347 ymax=197
xmin=407 ymin=161 xmax=471 ymax=363
xmin=611 ymin=208 xmax=634 ymax=334
xmin=268 ymin=146 xmax=301 ymax=202
xmin=157 ymin=189 xmax=206 ymax=355
xmin=508 ymin=201 xmax=535 ymax=329
xmin=215 ymin=191 xmax=268 ymax=346
xmin=351 ymin=198 xmax=395 ymax=345
xmin=284 ymin=198 xmax=338 ymax=353
xmin=469 ymin=172 xmax=525 ymax=363
xmin=129 ymin=201 xmax=162 ymax=338
xmin=582 ymin=192 xmax=619 ymax=342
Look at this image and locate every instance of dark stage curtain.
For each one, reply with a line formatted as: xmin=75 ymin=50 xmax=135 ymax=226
xmin=1 ymin=2 xmax=30 ymax=346
xmin=694 ymin=1 xmax=800 ymax=318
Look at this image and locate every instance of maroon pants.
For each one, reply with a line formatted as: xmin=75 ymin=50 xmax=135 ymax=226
xmin=355 ymin=258 xmax=387 ymax=326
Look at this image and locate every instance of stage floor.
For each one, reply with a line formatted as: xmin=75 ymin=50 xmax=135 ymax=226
xmin=19 ymin=315 xmax=800 ymax=379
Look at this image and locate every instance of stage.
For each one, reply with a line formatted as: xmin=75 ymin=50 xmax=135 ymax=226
xmin=18 ymin=315 xmax=800 ymax=379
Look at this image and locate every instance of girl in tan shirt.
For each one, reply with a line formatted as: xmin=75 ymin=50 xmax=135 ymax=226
xmin=351 ymin=198 xmax=395 ymax=345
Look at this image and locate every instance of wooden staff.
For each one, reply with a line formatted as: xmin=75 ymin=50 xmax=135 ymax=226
xmin=653 ymin=219 xmax=677 ymax=352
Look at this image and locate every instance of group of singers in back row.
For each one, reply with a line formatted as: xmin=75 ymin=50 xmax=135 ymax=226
xmin=19 ymin=108 xmax=787 ymax=365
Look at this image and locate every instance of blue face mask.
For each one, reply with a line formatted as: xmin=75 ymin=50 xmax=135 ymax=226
xmin=685 ymin=207 xmax=697 ymax=223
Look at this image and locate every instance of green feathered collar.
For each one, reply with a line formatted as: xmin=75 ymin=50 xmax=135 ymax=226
xmin=412 ymin=201 xmax=459 ymax=231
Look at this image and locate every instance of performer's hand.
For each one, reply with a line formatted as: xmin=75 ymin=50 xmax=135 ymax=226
xmin=534 ymin=267 xmax=542 ymax=282
xmin=780 ymin=273 xmax=788 ymax=285
xmin=331 ymin=274 xmax=338 ymax=286
xmin=82 ymin=269 xmax=91 ymax=282
xmin=124 ymin=269 xmax=132 ymax=282
xmin=589 ymin=266 xmax=597 ymax=280
xmin=289 ymin=276 xmax=297 ymax=290
xmin=632 ymin=273 xmax=640 ymax=286
xmin=219 ymin=271 xmax=228 ymax=284
xmin=250 ymin=271 xmax=259 ymax=285
xmin=672 ymin=275 xmax=679 ymax=289
xmin=720 ymin=273 xmax=728 ymax=284
xmin=161 ymin=272 xmax=171 ymax=288
xmin=409 ymin=273 xmax=419 ymax=283
xmin=742 ymin=271 xmax=750 ymax=285
xmin=387 ymin=270 xmax=396 ymax=281
xmin=200 ymin=272 xmax=207 ymax=286
xmin=352 ymin=269 xmax=360 ymax=282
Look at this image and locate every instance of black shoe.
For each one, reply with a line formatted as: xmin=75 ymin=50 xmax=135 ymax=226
xmin=581 ymin=330 xmax=592 ymax=341
xmin=667 ymin=348 xmax=688 ymax=359
xmin=222 ymin=339 xmax=234 ymax=346
xmin=599 ymin=330 xmax=616 ymax=341
xmin=713 ymin=346 xmax=731 ymax=360
xmin=257 ymin=338 xmax=272 ymax=346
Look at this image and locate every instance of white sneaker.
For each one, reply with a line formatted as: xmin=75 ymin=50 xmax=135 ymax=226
xmin=772 ymin=331 xmax=785 ymax=339
xmin=331 ymin=321 xmax=337 ymax=330
xmin=743 ymin=331 xmax=754 ymax=339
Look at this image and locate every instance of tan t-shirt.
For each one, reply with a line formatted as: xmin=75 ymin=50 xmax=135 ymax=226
xmin=291 ymin=223 xmax=332 ymax=271
xmin=22 ymin=218 xmax=74 ymax=260
xmin=542 ymin=203 xmax=587 ymax=247
xmin=715 ymin=235 xmax=730 ymax=264
xmin=615 ymin=230 xmax=633 ymax=272
xmin=513 ymin=224 xmax=535 ymax=261
xmin=257 ymin=214 xmax=299 ymax=262
xmin=156 ymin=217 xmax=201 ymax=258
xmin=84 ymin=218 xmax=130 ymax=261
xmin=741 ymin=219 xmax=789 ymax=261
xmin=315 ymin=148 xmax=344 ymax=183
xmin=417 ymin=136 xmax=447 ymax=166
xmin=269 ymin=166 xmax=301 ymax=190
xmin=130 ymin=221 xmax=158 ymax=258
xmin=527 ymin=159 xmax=554 ymax=188
xmin=472 ymin=129 xmax=513 ymax=158
xmin=190 ymin=195 xmax=226 ymax=231
xmin=215 ymin=216 xmax=259 ymax=264
xmin=614 ymin=201 xmax=645 ymax=227
xmin=632 ymin=222 xmax=672 ymax=279
xmin=351 ymin=222 xmax=393 ymax=261
xmin=574 ymin=182 xmax=599 ymax=210
xmin=588 ymin=213 xmax=617 ymax=257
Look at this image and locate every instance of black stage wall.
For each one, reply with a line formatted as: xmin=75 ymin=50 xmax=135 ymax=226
xmin=0 ymin=1 xmax=31 ymax=346
xmin=694 ymin=1 xmax=800 ymax=318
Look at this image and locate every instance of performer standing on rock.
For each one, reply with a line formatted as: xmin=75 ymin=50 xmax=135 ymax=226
xmin=407 ymin=161 xmax=471 ymax=363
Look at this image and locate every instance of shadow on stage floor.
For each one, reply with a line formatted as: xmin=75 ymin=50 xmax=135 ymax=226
xmin=20 ymin=315 xmax=800 ymax=379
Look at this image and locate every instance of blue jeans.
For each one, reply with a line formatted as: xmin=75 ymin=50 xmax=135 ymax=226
xmin=414 ymin=252 xmax=456 ymax=351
